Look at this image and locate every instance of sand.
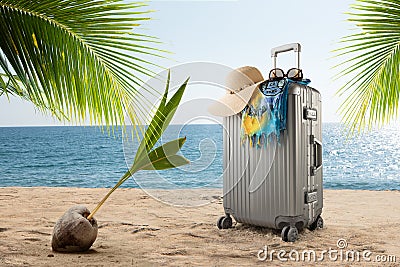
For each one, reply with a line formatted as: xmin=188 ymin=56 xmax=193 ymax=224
xmin=0 ymin=187 xmax=399 ymax=266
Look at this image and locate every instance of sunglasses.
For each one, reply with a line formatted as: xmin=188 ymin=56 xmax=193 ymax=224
xmin=269 ymin=68 xmax=303 ymax=81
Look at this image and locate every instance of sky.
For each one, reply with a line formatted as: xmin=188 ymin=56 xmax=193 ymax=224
xmin=0 ymin=0 xmax=354 ymax=126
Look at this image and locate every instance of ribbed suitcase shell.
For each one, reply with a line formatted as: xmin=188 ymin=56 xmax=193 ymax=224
xmin=222 ymin=82 xmax=323 ymax=230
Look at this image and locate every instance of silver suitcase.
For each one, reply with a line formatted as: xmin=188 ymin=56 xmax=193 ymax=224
xmin=217 ymin=43 xmax=323 ymax=242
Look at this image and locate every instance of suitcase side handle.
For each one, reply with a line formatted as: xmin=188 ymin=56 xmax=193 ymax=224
xmin=314 ymin=138 xmax=322 ymax=171
xmin=271 ymin=43 xmax=301 ymax=69
xmin=310 ymin=136 xmax=322 ymax=176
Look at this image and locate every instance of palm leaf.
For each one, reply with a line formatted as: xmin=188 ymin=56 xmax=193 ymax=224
xmin=133 ymin=137 xmax=188 ymax=171
xmin=334 ymin=0 xmax=400 ymax=133
xmin=0 ymin=0 xmax=166 ymax=129
xmin=140 ymin=154 xmax=189 ymax=170
xmin=134 ymin=72 xmax=189 ymax=164
xmin=143 ymin=76 xmax=188 ymax=151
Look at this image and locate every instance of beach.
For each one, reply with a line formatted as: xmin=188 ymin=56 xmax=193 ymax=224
xmin=0 ymin=188 xmax=399 ymax=266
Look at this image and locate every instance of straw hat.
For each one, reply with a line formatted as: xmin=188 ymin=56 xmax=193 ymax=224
xmin=208 ymin=66 xmax=264 ymax=117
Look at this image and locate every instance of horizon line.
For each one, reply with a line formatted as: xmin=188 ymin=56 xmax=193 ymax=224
xmin=0 ymin=121 xmax=343 ymax=127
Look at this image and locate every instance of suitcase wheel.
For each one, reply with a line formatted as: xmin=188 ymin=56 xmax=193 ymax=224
xmin=316 ymin=216 xmax=324 ymax=229
xmin=308 ymin=215 xmax=324 ymax=231
xmin=217 ymin=216 xmax=232 ymax=229
xmin=281 ymin=226 xmax=290 ymax=241
xmin=217 ymin=216 xmax=225 ymax=229
xmin=287 ymin=227 xmax=298 ymax=242
xmin=281 ymin=226 xmax=298 ymax=242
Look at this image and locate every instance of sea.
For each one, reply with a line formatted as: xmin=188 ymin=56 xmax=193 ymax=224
xmin=0 ymin=123 xmax=399 ymax=190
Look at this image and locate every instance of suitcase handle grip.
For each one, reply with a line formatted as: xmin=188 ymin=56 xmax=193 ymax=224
xmin=314 ymin=139 xmax=322 ymax=170
xmin=312 ymin=138 xmax=323 ymax=176
xmin=270 ymin=43 xmax=301 ymax=69
xmin=271 ymin=43 xmax=301 ymax=57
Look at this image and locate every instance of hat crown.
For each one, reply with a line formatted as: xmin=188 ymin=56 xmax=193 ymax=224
xmin=226 ymin=66 xmax=264 ymax=93
xmin=208 ymin=65 xmax=264 ymax=117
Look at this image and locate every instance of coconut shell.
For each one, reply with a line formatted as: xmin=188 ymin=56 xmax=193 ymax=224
xmin=51 ymin=205 xmax=98 ymax=252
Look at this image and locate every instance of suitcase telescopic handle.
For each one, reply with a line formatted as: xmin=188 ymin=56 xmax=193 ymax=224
xmin=270 ymin=43 xmax=301 ymax=69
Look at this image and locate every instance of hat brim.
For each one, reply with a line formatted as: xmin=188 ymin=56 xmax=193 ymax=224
xmin=208 ymin=81 xmax=263 ymax=117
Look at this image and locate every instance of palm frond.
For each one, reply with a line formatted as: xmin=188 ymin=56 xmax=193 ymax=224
xmin=334 ymin=0 xmax=400 ymax=133
xmin=0 ymin=0 xmax=166 ymax=129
